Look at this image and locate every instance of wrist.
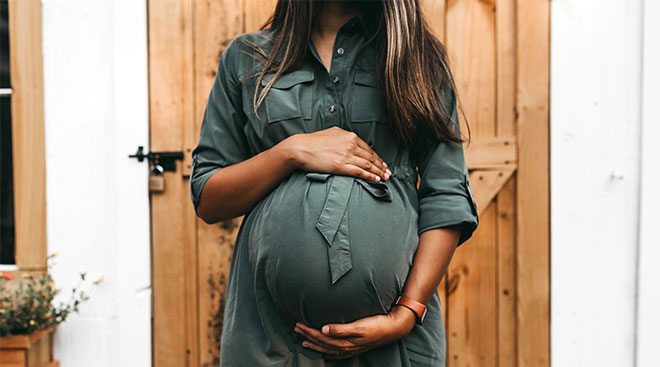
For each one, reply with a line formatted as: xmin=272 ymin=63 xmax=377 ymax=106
xmin=274 ymin=134 xmax=301 ymax=171
xmin=390 ymin=304 xmax=417 ymax=337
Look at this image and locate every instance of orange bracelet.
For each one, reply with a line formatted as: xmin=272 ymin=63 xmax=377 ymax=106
xmin=394 ymin=296 xmax=427 ymax=325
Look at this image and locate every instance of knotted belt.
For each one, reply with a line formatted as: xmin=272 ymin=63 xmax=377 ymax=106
xmin=305 ymin=172 xmax=393 ymax=285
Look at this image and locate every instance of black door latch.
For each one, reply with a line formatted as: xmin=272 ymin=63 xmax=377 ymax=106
xmin=129 ymin=146 xmax=184 ymax=172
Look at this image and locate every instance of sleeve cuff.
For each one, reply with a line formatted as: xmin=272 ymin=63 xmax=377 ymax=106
xmin=417 ymin=174 xmax=479 ymax=247
xmin=189 ymin=159 xmax=222 ymax=217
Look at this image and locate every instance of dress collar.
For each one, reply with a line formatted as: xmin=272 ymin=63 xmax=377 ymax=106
xmin=348 ymin=12 xmax=373 ymax=37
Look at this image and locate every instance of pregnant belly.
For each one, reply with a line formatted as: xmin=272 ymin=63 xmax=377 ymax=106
xmin=246 ymin=170 xmax=420 ymax=329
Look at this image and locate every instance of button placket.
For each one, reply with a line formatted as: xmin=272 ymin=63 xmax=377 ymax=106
xmin=326 ymin=40 xmax=344 ymax=123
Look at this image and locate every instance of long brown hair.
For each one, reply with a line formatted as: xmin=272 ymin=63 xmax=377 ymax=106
xmin=239 ymin=0 xmax=469 ymax=147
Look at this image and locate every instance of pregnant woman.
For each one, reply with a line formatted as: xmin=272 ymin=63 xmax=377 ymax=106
xmin=190 ymin=1 xmax=479 ymax=366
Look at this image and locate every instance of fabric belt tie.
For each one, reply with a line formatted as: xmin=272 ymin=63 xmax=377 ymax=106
xmin=305 ymin=172 xmax=392 ymax=285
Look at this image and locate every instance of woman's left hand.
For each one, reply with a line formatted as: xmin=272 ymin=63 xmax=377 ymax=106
xmin=293 ymin=305 xmax=417 ymax=359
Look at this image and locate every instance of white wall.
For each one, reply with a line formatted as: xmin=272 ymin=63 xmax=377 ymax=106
xmin=551 ymin=0 xmax=659 ymax=366
xmin=636 ymin=0 xmax=660 ymax=366
xmin=41 ymin=0 xmax=151 ymax=366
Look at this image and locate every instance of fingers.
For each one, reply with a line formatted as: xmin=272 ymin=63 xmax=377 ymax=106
xmin=342 ymin=163 xmax=383 ymax=183
xmin=300 ymin=340 xmax=349 ymax=358
xmin=352 ymin=135 xmax=387 ymax=170
xmin=294 ymin=323 xmax=356 ymax=350
xmin=343 ymin=156 xmax=388 ymax=182
xmin=318 ymin=128 xmax=392 ymax=181
xmin=349 ymin=148 xmax=389 ymax=181
xmin=322 ymin=323 xmax=364 ymax=338
xmin=352 ymin=139 xmax=389 ymax=179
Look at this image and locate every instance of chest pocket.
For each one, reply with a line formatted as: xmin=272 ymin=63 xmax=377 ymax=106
xmin=351 ymin=69 xmax=387 ymax=124
xmin=261 ymin=69 xmax=315 ymax=123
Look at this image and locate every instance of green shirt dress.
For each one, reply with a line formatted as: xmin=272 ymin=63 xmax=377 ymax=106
xmin=190 ymin=13 xmax=479 ymax=367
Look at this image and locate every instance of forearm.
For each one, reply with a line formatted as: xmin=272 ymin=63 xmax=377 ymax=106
xmin=401 ymin=225 xmax=461 ymax=306
xmin=196 ymin=136 xmax=299 ymax=223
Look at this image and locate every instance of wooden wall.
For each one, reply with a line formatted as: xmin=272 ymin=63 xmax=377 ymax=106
xmin=148 ymin=1 xmax=550 ymax=366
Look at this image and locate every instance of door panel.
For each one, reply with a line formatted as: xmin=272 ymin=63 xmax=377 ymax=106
xmin=148 ymin=0 xmax=198 ymax=366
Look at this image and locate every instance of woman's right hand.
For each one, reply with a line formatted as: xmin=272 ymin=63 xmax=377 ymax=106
xmin=281 ymin=126 xmax=391 ymax=182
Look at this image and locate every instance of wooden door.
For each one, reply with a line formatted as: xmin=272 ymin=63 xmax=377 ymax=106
xmin=147 ymin=1 xmax=549 ymax=366
xmin=423 ymin=1 xmax=550 ymax=366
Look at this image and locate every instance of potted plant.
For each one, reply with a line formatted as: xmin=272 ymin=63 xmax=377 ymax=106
xmin=0 ymin=254 xmax=103 ymax=367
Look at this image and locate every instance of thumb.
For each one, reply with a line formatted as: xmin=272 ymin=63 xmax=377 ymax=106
xmin=322 ymin=323 xmax=361 ymax=337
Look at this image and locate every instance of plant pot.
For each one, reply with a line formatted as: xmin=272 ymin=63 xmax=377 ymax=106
xmin=0 ymin=327 xmax=59 ymax=367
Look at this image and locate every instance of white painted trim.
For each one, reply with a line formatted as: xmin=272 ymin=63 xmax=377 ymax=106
xmin=635 ymin=0 xmax=660 ymax=366
xmin=111 ymin=1 xmax=151 ymax=366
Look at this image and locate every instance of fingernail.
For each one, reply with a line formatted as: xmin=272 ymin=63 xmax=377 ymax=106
xmin=386 ymin=168 xmax=391 ymax=176
xmin=322 ymin=326 xmax=330 ymax=334
xmin=383 ymin=161 xmax=388 ymax=168
xmin=294 ymin=327 xmax=301 ymax=333
xmin=302 ymin=342 xmax=309 ymax=348
xmin=375 ymin=176 xmax=381 ymax=182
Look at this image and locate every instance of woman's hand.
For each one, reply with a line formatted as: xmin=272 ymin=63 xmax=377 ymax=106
xmin=293 ymin=305 xmax=417 ymax=359
xmin=281 ymin=126 xmax=391 ymax=182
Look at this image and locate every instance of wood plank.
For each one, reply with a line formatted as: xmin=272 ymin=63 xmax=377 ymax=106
xmin=196 ymin=217 xmax=241 ymax=365
xmin=27 ymin=330 xmax=50 ymax=367
xmin=193 ymin=0 xmax=244 ymax=363
xmin=420 ymin=0 xmax=447 ymax=42
xmin=244 ymin=0 xmax=277 ymax=32
xmin=0 ymin=328 xmax=53 ymax=349
xmin=0 ymin=336 xmax=31 ymax=350
xmin=8 ymin=0 xmax=47 ymax=270
xmin=0 ymin=350 xmax=25 ymax=366
xmin=447 ymin=203 xmax=497 ymax=367
xmin=0 ymin=327 xmax=56 ymax=367
xmin=516 ymin=0 xmax=550 ymax=365
xmin=493 ymin=4 xmax=518 ymax=363
xmin=464 ymin=136 xmax=517 ymax=170
xmin=497 ymin=177 xmax=517 ymax=367
xmin=496 ymin=0 xmax=516 ymax=137
xmin=446 ymin=0 xmax=497 ymax=137
xmin=445 ymin=2 xmax=499 ymax=365
xmin=468 ymin=169 xmax=515 ymax=216
xmin=148 ymin=0 xmax=198 ymax=366
xmin=187 ymin=0 xmax=245 ymax=178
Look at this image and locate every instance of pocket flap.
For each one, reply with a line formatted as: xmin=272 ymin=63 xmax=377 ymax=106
xmin=353 ymin=69 xmax=380 ymax=88
xmin=261 ymin=69 xmax=315 ymax=89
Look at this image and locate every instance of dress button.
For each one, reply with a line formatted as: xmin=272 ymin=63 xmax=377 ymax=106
xmin=336 ymin=47 xmax=345 ymax=55
xmin=332 ymin=76 xmax=341 ymax=84
xmin=329 ymin=105 xmax=336 ymax=113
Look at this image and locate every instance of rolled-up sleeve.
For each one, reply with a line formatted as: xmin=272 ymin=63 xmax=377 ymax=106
xmin=415 ymin=89 xmax=479 ymax=247
xmin=190 ymin=38 xmax=251 ymax=216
